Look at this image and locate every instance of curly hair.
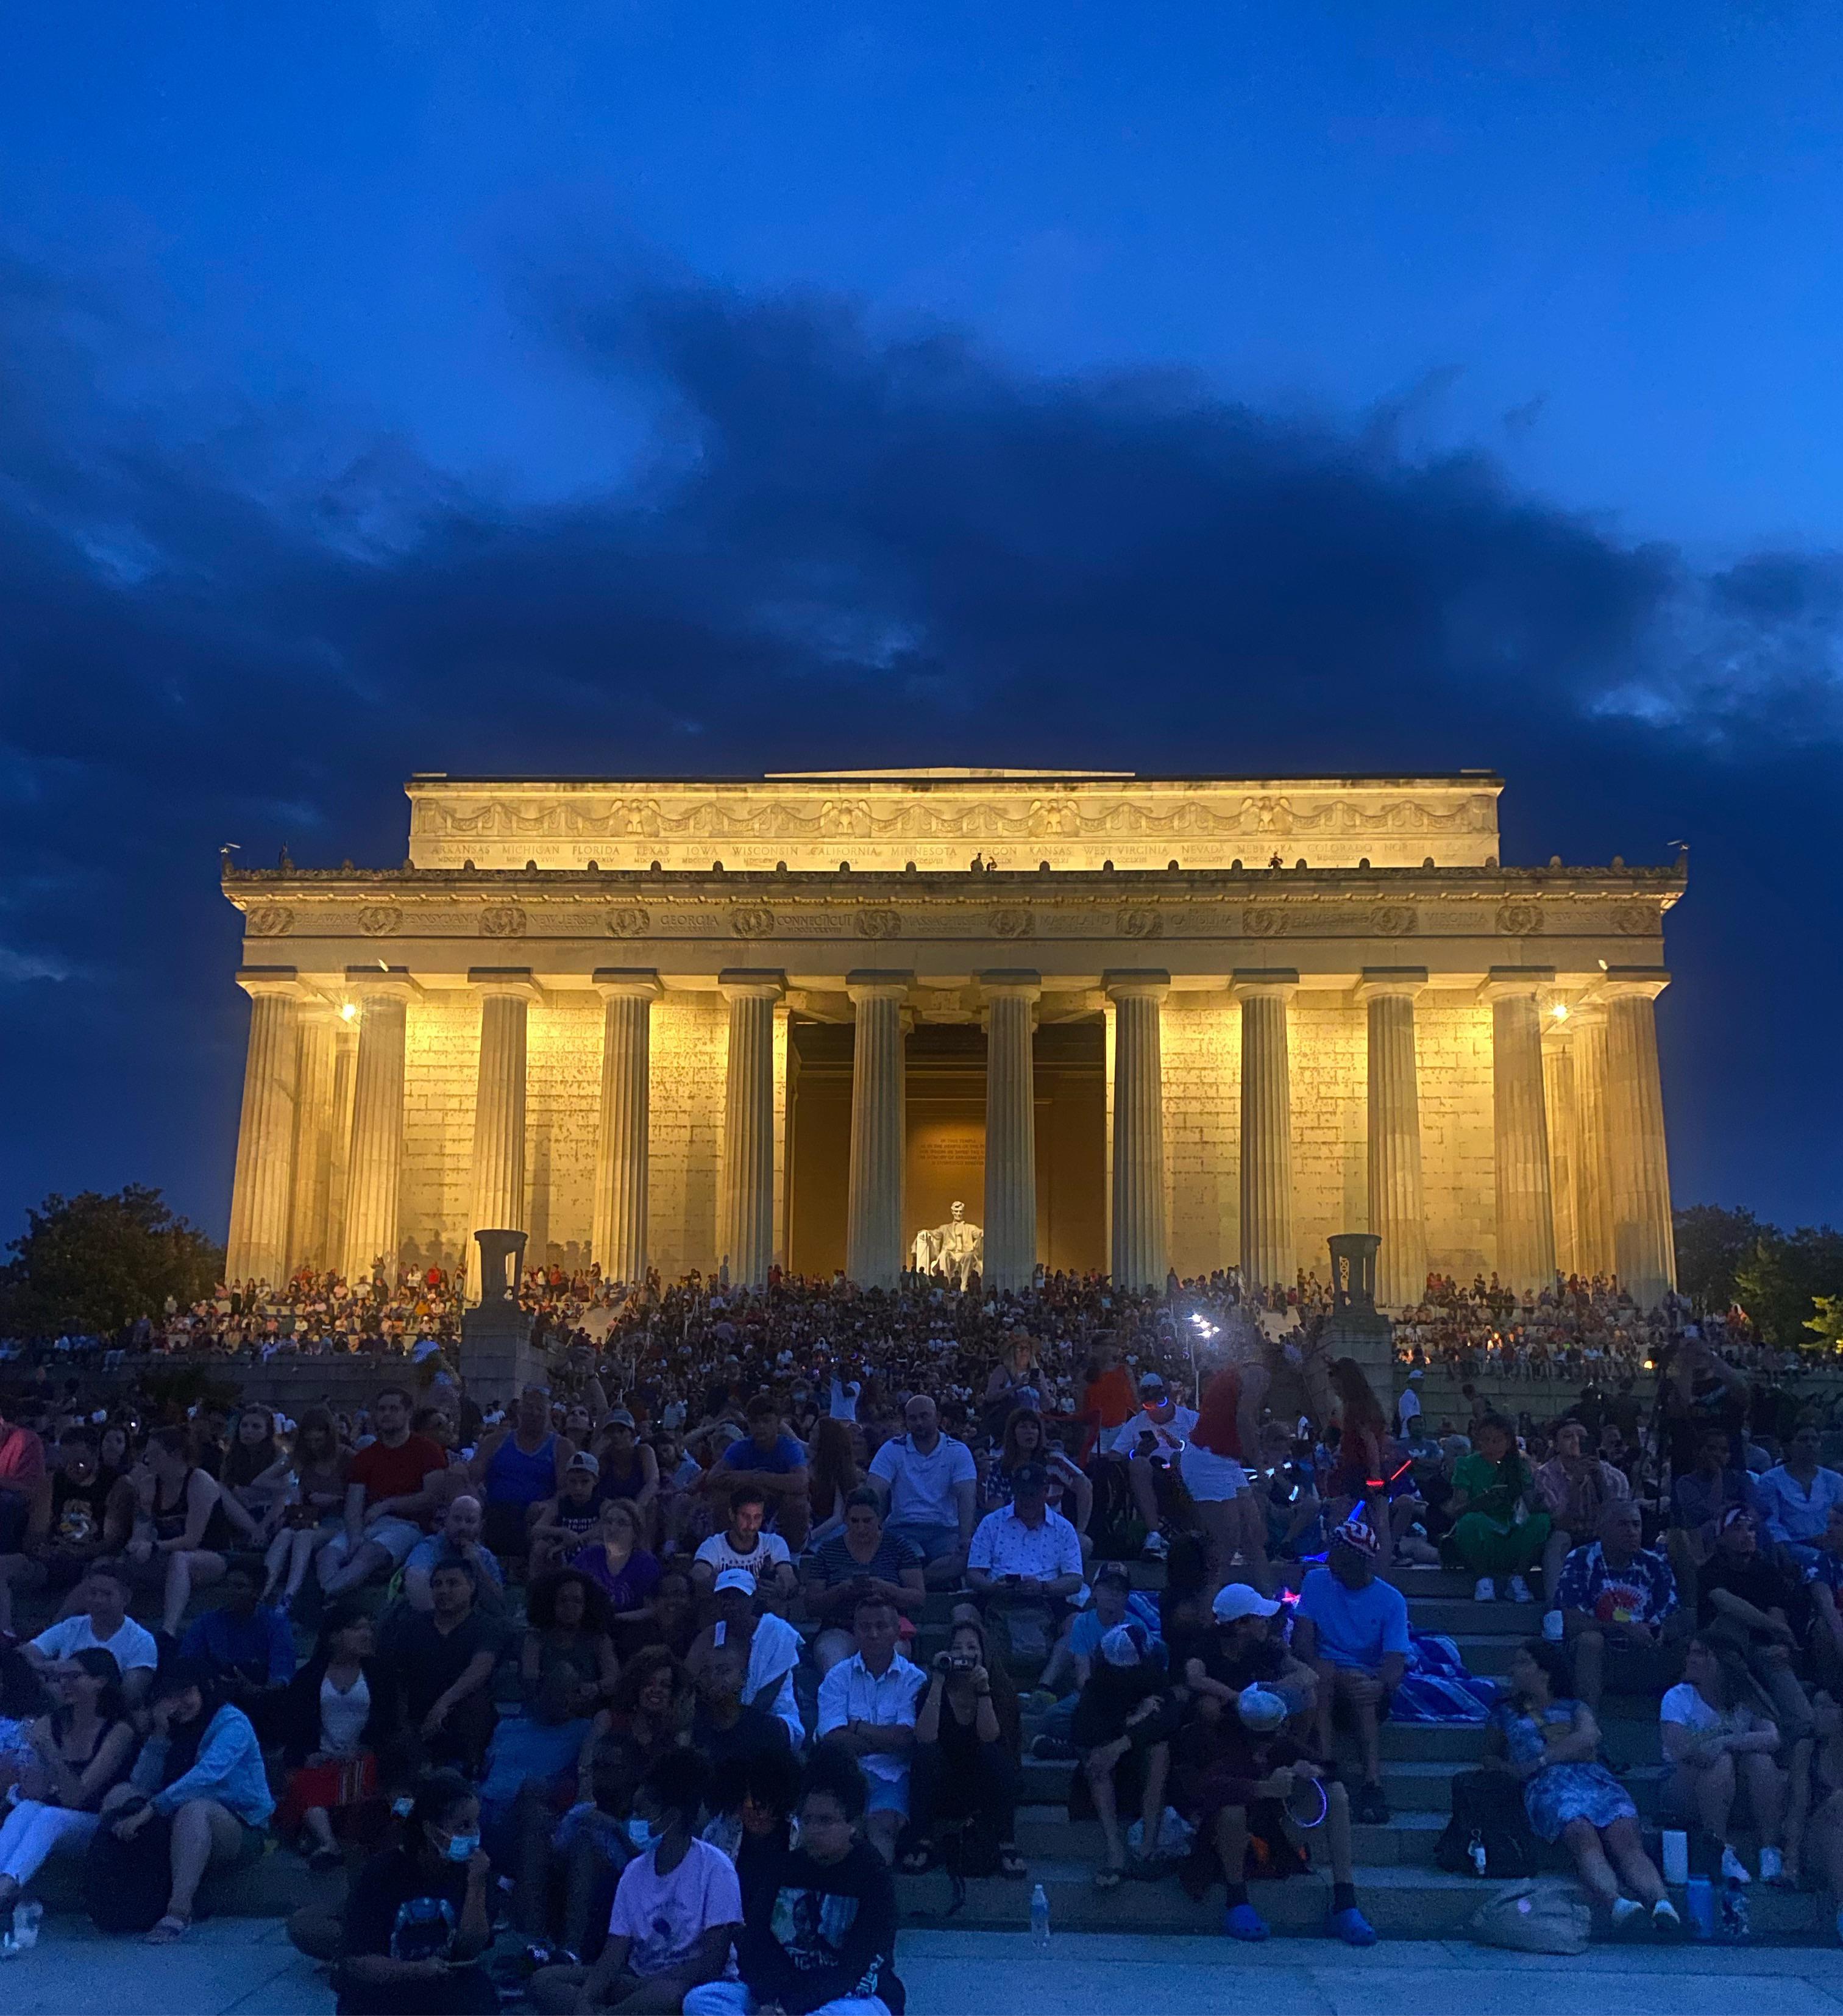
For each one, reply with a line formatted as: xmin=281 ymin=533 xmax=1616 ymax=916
xmin=527 ymin=1567 xmax=614 ymax=1637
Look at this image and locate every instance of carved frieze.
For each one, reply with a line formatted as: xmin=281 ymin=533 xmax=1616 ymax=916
xmin=357 ymin=904 xmax=400 ymax=936
xmin=479 ymin=904 xmax=527 ymax=938
xmin=989 ymin=906 xmax=1035 ymax=939
xmin=728 ymin=904 xmax=776 ymax=939
xmin=854 ymin=908 xmax=903 ymax=939
xmin=246 ymin=904 xmax=294 ymax=936
xmin=1118 ymin=906 xmax=1163 ymax=939
xmin=605 ymin=905 xmax=652 ymax=938
xmin=1496 ymin=901 xmax=1542 ymax=936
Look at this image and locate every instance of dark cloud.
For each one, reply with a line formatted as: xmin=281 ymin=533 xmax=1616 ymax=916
xmin=2 ymin=259 xmax=1839 ymax=1235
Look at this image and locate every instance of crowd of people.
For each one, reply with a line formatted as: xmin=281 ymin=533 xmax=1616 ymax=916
xmin=0 ymin=1266 xmax=1841 ymax=2003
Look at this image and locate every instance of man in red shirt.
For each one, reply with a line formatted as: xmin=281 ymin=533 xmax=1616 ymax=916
xmin=318 ymin=1386 xmax=449 ymax=1596
xmin=0 ymin=1405 xmax=48 ymax=1555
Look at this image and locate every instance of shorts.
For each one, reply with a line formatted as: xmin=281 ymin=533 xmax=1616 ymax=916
xmin=886 ymin=1522 xmax=959 ymax=1562
xmin=323 ymin=1516 xmax=423 ymax=1572
xmin=864 ymin=1772 xmax=910 ymax=1818
xmin=1180 ymin=1445 xmax=1249 ymax=1503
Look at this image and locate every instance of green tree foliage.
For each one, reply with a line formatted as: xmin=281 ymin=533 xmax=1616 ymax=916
xmin=1806 ymin=1295 xmax=1843 ymax=1352
xmin=1731 ymin=1224 xmax=1843 ymax=1350
xmin=0 ymin=1186 xmax=223 ymax=1336
xmin=1672 ymin=1204 xmax=1766 ymax=1312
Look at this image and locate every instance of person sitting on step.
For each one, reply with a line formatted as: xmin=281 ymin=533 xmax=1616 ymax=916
xmin=1071 ymin=1619 xmax=1177 ymax=1890
xmin=1290 ymin=1516 xmax=1406 ymax=1825
xmin=1557 ymin=1498 xmax=1685 ymax=1712
xmin=1488 ymin=1639 xmax=1681 ymax=1940
xmin=1183 ymin=1682 xmax=1376 ymax=1947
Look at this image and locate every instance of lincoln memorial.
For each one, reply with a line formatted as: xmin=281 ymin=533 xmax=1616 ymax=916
xmin=219 ymin=769 xmax=1683 ymax=1309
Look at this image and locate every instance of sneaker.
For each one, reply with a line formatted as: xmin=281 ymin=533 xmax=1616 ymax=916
xmin=1652 ymin=1900 xmax=1685 ymax=1940
xmin=1473 ymin=1576 xmax=1496 ymax=1603
xmin=1329 ymin=1904 xmax=1377 ymax=1947
xmin=1610 ymin=1897 xmax=1644 ymax=1934
xmin=1720 ymin=1843 xmax=1751 ymax=1885
xmin=1507 ymin=1575 xmax=1535 ymax=1605
xmin=1760 ymin=1845 xmax=1788 ymax=1887
xmin=1356 ymin=1782 xmax=1390 ymax=1826
xmin=1142 ymin=1530 xmax=1170 ymax=1560
xmin=1223 ymin=1901 xmax=1270 ymax=1942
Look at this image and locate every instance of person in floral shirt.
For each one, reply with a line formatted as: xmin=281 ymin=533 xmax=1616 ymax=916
xmin=1557 ymin=1500 xmax=1685 ymax=1710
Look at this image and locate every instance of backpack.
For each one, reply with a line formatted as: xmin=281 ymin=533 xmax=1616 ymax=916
xmin=1470 ymin=1879 xmax=1592 ymax=1954
xmin=1432 ymin=1768 xmax=1543 ymax=1880
xmin=84 ymin=1801 xmax=174 ymax=1934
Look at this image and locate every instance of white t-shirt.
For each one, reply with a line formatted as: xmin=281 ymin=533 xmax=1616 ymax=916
xmin=30 ymin=1613 xmax=159 ymax=1674
xmin=608 ymin=1836 xmax=742 ymax=1978
xmin=1107 ymin=1405 xmax=1199 ymax=1459
xmin=694 ymin=1530 xmax=792 ymax=1586
xmin=1660 ymin=1684 xmax=1758 ymax=1740
xmin=869 ymin=1434 xmax=977 ymax=1528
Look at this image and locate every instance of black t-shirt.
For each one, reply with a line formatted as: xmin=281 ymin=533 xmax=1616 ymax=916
xmin=338 ymin=1846 xmax=474 ymax=2016
xmin=386 ymin=1611 xmax=503 ymax=1723
xmin=737 ymin=1838 xmax=904 ymax=2016
xmin=1197 ymin=1630 xmax=1287 ymax=1694
xmin=49 ymin=1470 xmax=112 ymax=1551
xmin=1696 ymin=1553 xmax=1808 ymax=1642
xmin=692 ymin=1700 xmax=790 ymax=1767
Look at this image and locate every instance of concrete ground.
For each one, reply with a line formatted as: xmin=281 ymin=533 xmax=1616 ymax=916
xmin=5 ymin=1923 xmax=1843 ymax=2015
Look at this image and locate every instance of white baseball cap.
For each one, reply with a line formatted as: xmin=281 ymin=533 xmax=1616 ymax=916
xmin=1211 ymin=1582 xmax=1282 ymax=1624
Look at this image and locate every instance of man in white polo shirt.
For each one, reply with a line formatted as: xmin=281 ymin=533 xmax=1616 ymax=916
xmin=815 ymin=1589 xmax=926 ymax=1865
xmin=24 ymin=1560 xmax=158 ymax=1709
xmin=868 ymin=1395 xmax=977 ymax=1589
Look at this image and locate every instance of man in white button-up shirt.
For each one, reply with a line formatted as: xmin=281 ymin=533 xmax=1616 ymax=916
xmin=815 ymin=1592 xmax=926 ymax=1864
xmin=967 ymin=1463 xmax=1087 ymax=1616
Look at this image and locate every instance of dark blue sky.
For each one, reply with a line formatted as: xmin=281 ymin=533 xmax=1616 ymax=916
xmin=2 ymin=3 xmax=1839 ymax=1245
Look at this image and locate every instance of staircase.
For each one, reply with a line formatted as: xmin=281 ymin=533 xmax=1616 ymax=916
xmin=895 ymin=1564 xmax=1834 ymax=1940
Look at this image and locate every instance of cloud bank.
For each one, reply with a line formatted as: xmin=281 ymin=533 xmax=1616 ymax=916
xmin=2 ymin=257 xmax=1839 ymax=1231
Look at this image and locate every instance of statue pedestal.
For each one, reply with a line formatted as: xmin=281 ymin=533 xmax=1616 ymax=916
xmin=461 ymin=1228 xmax=545 ymax=1408
xmin=1320 ymin=1231 xmax=1396 ymax=1416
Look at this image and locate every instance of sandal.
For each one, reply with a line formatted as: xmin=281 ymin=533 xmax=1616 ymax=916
xmin=998 ymin=1846 xmax=1028 ymax=1880
xmin=1093 ymin=1864 xmax=1125 ymax=1892
xmin=146 ymin=1914 xmax=192 ymax=1944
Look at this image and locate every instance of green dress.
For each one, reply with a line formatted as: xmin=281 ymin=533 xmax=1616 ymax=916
xmin=1444 ymin=1451 xmax=1550 ymax=1577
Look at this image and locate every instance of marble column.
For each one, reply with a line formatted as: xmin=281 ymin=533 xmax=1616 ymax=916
xmin=1569 ymin=1006 xmax=1615 ymax=1280
xmin=846 ymin=973 xmax=912 ymax=1290
xmin=1604 ymin=971 xmax=1677 ymax=1309
xmin=1485 ymin=971 xmax=1558 ymax=1294
xmin=226 ymin=967 xmax=302 ymax=1287
xmin=981 ymin=972 xmax=1040 ymax=1292
xmin=719 ymin=972 xmax=784 ymax=1287
xmin=1232 ymin=969 xmax=1298 ymax=1292
xmin=466 ymin=969 xmax=540 ymax=1301
xmin=325 ymin=1011 xmax=359 ymax=1276
xmin=339 ymin=969 xmax=415 ymax=1286
xmin=1543 ymin=1031 xmax=1580 ymax=1280
xmin=1107 ymin=972 xmax=1168 ymax=1290
xmin=287 ymin=1000 xmax=340 ymax=1275
xmin=592 ymin=971 xmax=661 ymax=1289
xmin=1357 ymin=969 xmax=1427 ymax=1310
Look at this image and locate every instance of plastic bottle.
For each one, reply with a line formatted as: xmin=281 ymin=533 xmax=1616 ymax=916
xmin=1467 ymin=1828 xmax=1486 ymax=1877
xmin=1684 ymin=1875 xmax=1715 ymax=1940
xmin=1030 ymin=1882 xmax=1051 ymax=1948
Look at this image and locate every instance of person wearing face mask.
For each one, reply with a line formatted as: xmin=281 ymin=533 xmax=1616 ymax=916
xmin=528 ymin=1748 xmax=740 ymax=2015
xmin=336 ymin=1770 xmax=497 ymax=2015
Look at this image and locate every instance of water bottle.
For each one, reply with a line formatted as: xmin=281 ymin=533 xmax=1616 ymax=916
xmin=1720 ymin=1878 xmax=1750 ymax=1944
xmin=1030 ymin=1882 xmax=1051 ymax=1948
xmin=1467 ymin=1828 xmax=1486 ymax=1878
xmin=10 ymin=1901 xmax=42 ymax=1950
xmin=1684 ymin=1875 xmax=1715 ymax=1940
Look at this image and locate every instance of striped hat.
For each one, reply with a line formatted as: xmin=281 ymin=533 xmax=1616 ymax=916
xmin=1332 ymin=1514 xmax=1382 ymax=1560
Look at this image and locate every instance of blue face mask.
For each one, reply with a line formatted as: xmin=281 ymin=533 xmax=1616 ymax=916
xmin=625 ymin=1816 xmax=663 ymax=1851
xmin=444 ymin=1831 xmax=480 ymax=1864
